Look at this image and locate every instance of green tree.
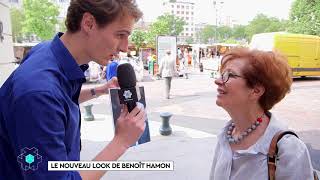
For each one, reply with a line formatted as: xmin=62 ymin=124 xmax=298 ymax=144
xmin=10 ymin=8 xmax=25 ymax=42
xmin=245 ymin=14 xmax=287 ymax=40
xmin=57 ymin=18 xmax=67 ymax=33
xmin=232 ymin=25 xmax=248 ymax=40
xmin=199 ymin=25 xmax=215 ymax=43
xmin=23 ymin=0 xmax=59 ymax=40
xmin=146 ymin=14 xmax=186 ymax=47
xmin=224 ymin=38 xmax=239 ymax=44
xmin=153 ymin=14 xmax=185 ymax=36
xmin=217 ymin=26 xmax=233 ymax=41
xmin=185 ymin=37 xmax=194 ymax=44
xmin=130 ymin=29 xmax=147 ymax=51
xmin=288 ymin=0 xmax=320 ymax=35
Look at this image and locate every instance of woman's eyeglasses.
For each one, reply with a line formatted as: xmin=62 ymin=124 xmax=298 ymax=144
xmin=219 ymin=71 xmax=244 ymax=83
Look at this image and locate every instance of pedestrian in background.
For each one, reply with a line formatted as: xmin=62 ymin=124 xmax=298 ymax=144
xmin=183 ymin=48 xmax=190 ymax=79
xmin=210 ymin=48 xmax=315 ymax=180
xmin=192 ymin=49 xmax=198 ymax=69
xmin=158 ymin=49 xmax=177 ymax=99
xmin=0 ymin=0 xmax=146 ymax=179
xmin=106 ymin=54 xmax=120 ymax=80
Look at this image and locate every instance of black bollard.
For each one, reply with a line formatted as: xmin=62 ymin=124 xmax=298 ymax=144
xmin=159 ymin=112 xmax=173 ymax=136
xmin=83 ymin=104 xmax=95 ymax=121
xmin=199 ymin=63 xmax=203 ymax=72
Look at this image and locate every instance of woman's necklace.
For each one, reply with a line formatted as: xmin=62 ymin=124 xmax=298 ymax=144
xmin=226 ymin=114 xmax=265 ymax=144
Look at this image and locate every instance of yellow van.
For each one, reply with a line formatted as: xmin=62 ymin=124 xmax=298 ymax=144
xmin=250 ymin=32 xmax=320 ymax=77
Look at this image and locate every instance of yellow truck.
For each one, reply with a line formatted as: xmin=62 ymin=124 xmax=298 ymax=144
xmin=250 ymin=32 xmax=320 ymax=77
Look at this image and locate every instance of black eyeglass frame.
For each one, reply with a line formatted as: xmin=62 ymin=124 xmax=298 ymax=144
xmin=219 ymin=71 xmax=244 ymax=83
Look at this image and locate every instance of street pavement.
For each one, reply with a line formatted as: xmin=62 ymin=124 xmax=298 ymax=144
xmin=80 ymin=63 xmax=320 ymax=179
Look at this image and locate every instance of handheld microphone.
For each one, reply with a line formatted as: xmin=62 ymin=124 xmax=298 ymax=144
xmin=117 ymin=63 xmax=138 ymax=112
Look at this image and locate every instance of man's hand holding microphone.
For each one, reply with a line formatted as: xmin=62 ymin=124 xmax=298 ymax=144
xmin=80 ymin=63 xmax=146 ymax=180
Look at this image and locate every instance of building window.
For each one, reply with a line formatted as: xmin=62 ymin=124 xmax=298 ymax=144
xmin=186 ymin=17 xmax=189 ymax=20
xmin=177 ymin=11 xmax=180 ymax=14
xmin=172 ymin=11 xmax=174 ymax=14
xmin=191 ymin=28 xmax=193 ymax=31
xmin=172 ymin=5 xmax=174 ymax=8
xmin=181 ymin=11 xmax=184 ymax=14
xmin=191 ymin=33 xmax=193 ymax=36
xmin=186 ymin=12 xmax=189 ymax=15
xmin=191 ymin=12 xmax=194 ymax=15
xmin=181 ymin=33 xmax=184 ymax=36
xmin=9 ymin=0 xmax=19 ymax=2
xmin=186 ymin=33 xmax=189 ymax=36
xmin=186 ymin=28 xmax=189 ymax=31
xmin=177 ymin=5 xmax=180 ymax=8
xmin=181 ymin=5 xmax=184 ymax=8
xmin=186 ymin=6 xmax=189 ymax=9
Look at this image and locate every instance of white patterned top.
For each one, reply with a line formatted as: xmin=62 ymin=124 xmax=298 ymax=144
xmin=210 ymin=113 xmax=314 ymax=180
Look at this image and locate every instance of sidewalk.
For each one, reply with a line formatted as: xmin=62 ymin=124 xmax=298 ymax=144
xmin=80 ymin=114 xmax=218 ymax=180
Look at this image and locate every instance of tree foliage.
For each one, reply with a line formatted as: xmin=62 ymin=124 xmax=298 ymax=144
xmin=245 ymin=14 xmax=287 ymax=40
xmin=130 ymin=29 xmax=148 ymax=51
xmin=145 ymin=14 xmax=186 ymax=48
xmin=232 ymin=25 xmax=247 ymax=40
xmin=217 ymin=26 xmax=233 ymax=41
xmin=10 ymin=8 xmax=25 ymax=42
xmin=149 ymin=13 xmax=185 ymax=36
xmin=288 ymin=0 xmax=320 ymax=35
xmin=196 ymin=14 xmax=287 ymax=44
xmin=199 ymin=25 xmax=215 ymax=43
xmin=58 ymin=18 xmax=67 ymax=33
xmin=23 ymin=0 xmax=59 ymax=40
xmin=185 ymin=37 xmax=194 ymax=44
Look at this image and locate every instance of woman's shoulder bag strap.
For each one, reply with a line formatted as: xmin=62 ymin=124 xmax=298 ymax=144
xmin=268 ymin=130 xmax=319 ymax=180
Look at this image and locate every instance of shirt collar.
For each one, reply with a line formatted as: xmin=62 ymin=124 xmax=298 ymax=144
xmin=50 ymin=32 xmax=88 ymax=81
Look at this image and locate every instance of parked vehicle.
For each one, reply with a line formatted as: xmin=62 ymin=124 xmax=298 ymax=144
xmin=250 ymin=32 xmax=320 ymax=77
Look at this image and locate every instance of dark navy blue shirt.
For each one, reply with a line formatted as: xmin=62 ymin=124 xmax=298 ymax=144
xmin=0 ymin=33 xmax=86 ymax=179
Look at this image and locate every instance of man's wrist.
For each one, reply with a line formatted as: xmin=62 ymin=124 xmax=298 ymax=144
xmin=94 ymin=86 xmax=109 ymax=97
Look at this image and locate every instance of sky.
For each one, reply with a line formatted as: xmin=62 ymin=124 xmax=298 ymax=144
xmin=136 ymin=0 xmax=294 ymax=25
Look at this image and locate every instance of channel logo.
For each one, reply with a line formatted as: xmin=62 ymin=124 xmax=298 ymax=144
xmin=17 ymin=147 xmax=42 ymax=171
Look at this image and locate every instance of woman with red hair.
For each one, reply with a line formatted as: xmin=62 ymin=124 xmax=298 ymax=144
xmin=210 ymin=48 xmax=315 ymax=179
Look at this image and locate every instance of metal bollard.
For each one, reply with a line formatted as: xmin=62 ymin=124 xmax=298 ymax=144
xmin=199 ymin=63 xmax=203 ymax=72
xmin=159 ymin=112 xmax=173 ymax=136
xmin=83 ymin=104 xmax=95 ymax=121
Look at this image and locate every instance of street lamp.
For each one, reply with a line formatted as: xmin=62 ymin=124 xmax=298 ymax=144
xmin=213 ymin=1 xmax=224 ymax=43
xmin=213 ymin=1 xmax=223 ymax=57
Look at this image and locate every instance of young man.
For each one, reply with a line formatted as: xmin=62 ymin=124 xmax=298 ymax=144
xmin=0 ymin=0 xmax=146 ymax=179
xmin=106 ymin=55 xmax=120 ymax=80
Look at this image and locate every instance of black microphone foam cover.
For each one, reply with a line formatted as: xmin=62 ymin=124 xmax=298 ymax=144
xmin=117 ymin=63 xmax=137 ymax=88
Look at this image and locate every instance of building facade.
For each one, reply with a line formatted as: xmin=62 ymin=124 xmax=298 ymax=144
xmin=0 ymin=1 xmax=16 ymax=86
xmin=162 ymin=0 xmax=195 ymax=44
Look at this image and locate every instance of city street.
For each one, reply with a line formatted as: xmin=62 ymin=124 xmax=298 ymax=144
xmin=80 ymin=67 xmax=320 ymax=178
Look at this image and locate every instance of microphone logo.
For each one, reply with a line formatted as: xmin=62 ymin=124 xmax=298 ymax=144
xmin=123 ymin=90 xmax=133 ymax=100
